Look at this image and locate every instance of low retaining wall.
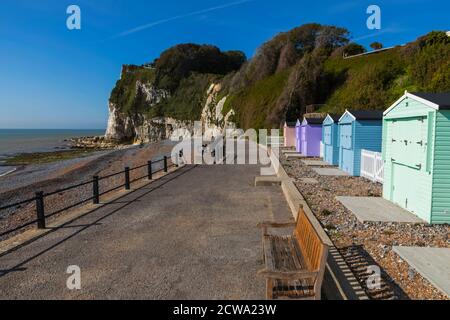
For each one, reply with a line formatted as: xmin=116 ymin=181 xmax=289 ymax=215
xmin=266 ymin=148 xmax=369 ymax=300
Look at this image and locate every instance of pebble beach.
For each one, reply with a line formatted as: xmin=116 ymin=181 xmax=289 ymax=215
xmin=0 ymin=140 xmax=177 ymax=239
xmin=281 ymin=156 xmax=450 ymax=300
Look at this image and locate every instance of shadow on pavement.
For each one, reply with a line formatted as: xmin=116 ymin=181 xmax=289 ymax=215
xmin=0 ymin=165 xmax=197 ymax=277
xmin=339 ymin=245 xmax=409 ymax=300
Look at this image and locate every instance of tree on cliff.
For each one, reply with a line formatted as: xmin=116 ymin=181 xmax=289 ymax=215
xmin=370 ymin=42 xmax=383 ymax=50
xmin=154 ymin=44 xmax=246 ymax=91
xmin=227 ymin=24 xmax=350 ymax=91
xmin=108 ymin=25 xmax=450 ymax=133
xmin=222 ymin=28 xmax=450 ymax=130
xmin=223 ymin=24 xmax=350 ymax=127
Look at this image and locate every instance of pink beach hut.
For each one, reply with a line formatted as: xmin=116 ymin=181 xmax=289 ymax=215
xmin=283 ymin=122 xmax=296 ymax=148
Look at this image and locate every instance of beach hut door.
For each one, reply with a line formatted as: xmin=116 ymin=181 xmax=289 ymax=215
xmin=392 ymin=164 xmax=411 ymax=209
xmin=324 ymin=125 xmax=332 ymax=163
xmin=340 ymin=124 xmax=353 ymax=173
xmin=324 ymin=126 xmax=332 ymax=145
xmin=390 ymin=117 xmax=427 ymax=212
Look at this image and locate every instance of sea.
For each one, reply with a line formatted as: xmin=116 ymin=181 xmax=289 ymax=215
xmin=0 ymin=129 xmax=105 ymax=158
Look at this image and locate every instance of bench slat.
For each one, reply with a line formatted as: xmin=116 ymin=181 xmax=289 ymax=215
xmin=259 ymin=207 xmax=329 ymax=300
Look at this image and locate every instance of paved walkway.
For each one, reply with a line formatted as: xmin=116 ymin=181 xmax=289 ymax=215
xmin=302 ymin=160 xmax=331 ymax=167
xmin=0 ymin=164 xmax=291 ymax=299
xmin=393 ymin=246 xmax=450 ymax=297
xmin=313 ymin=168 xmax=349 ymax=177
xmin=336 ymin=197 xmax=425 ymax=223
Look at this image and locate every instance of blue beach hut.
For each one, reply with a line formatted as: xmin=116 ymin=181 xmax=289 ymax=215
xmin=338 ymin=110 xmax=383 ymax=176
xmin=322 ymin=114 xmax=340 ymax=165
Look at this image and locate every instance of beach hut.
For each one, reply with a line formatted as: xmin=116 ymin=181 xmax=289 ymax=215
xmin=322 ymin=114 xmax=340 ymax=165
xmin=382 ymin=91 xmax=450 ymax=224
xmin=283 ymin=122 xmax=296 ymax=148
xmin=338 ymin=110 xmax=383 ymax=176
xmin=300 ymin=116 xmax=325 ymax=157
xmin=295 ymin=119 xmax=302 ymax=153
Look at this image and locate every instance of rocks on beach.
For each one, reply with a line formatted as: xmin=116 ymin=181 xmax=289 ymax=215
xmin=282 ymin=156 xmax=450 ymax=300
xmin=68 ymin=136 xmax=123 ymax=150
xmin=0 ymin=141 xmax=175 ymax=241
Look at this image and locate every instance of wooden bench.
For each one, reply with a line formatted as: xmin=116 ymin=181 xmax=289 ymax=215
xmin=257 ymin=207 xmax=329 ymax=300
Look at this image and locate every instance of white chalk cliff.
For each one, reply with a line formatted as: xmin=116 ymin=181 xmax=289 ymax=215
xmin=105 ymin=79 xmax=238 ymax=144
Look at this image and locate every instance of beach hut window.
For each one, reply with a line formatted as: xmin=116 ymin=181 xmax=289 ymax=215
xmin=340 ymin=124 xmax=352 ymax=149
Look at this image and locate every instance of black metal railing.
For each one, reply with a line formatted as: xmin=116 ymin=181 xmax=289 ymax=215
xmin=0 ymin=154 xmax=176 ymax=239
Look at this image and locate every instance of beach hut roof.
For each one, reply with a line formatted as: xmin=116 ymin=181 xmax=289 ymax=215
xmin=326 ymin=114 xmax=341 ymax=122
xmin=409 ymin=92 xmax=450 ymax=108
xmin=384 ymin=91 xmax=450 ymax=115
xmin=340 ymin=110 xmax=383 ymax=121
xmin=285 ymin=121 xmax=297 ymax=127
xmin=303 ymin=116 xmax=326 ymax=125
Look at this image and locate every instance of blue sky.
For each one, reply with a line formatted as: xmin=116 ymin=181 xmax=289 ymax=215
xmin=0 ymin=0 xmax=448 ymax=129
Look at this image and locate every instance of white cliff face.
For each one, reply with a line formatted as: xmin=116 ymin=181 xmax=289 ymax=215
xmin=201 ymin=83 xmax=239 ymax=139
xmin=105 ymin=82 xmax=173 ymax=142
xmin=105 ymin=79 xmax=238 ymax=144
xmin=105 ymin=102 xmax=135 ymax=141
xmin=136 ymin=81 xmax=170 ymax=104
xmin=105 ymin=103 xmax=193 ymax=143
xmin=135 ymin=117 xmax=194 ymax=143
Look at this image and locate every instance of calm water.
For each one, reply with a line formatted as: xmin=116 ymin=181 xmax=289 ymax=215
xmin=0 ymin=129 xmax=105 ymax=157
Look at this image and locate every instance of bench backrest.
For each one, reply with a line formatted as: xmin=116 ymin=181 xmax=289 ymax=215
xmin=294 ymin=207 xmax=328 ymax=272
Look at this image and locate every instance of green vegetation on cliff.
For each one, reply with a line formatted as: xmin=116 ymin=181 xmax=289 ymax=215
xmin=160 ymin=73 xmax=221 ymax=120
xmin=110 ymin=65 xmax=156 ymax=115
xmin=108 ymin=25 xmax=449 ymax=131
xmin=109 ymin=44 xmax=246 ymax=120
xmin=221 ymin=28 xmax=450 ymax=129
xmin=321 ymin=31 xmax=450 ymax=114
xmin=154 ymin=44 xmax=246 ymax=91
xmin=223 ymin=70 xmax=290 ymax=129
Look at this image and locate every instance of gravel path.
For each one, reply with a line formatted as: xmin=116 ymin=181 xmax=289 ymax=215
xmin=282 ymin=157 xmax=450 ymax=300
xmin=0 ymin=141 xmax=176 ymax=240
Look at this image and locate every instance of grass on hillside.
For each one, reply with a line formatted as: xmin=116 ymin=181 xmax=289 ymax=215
xmin=161 ymin=73 xmax=221 ymax=120
xmin=223 ymin=69 xmax=291 ymax=130
xmin=109 ymin=67 xmax=156 ymax=114
xmin=321 ymin=41 xmax=450 ymax=115
xmin=321 ymin=47 xmax=408 ymax=114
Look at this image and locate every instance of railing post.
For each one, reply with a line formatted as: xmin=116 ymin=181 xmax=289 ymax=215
xmin=35 ymin=191 xmax=46 ymax=229
xmin=93 ymin=176 xmax=100 ymax=204
xmin=177 ymin=150 xmax=183 ymax=167
xmin=125 ymin=167 xmax=131 ymax=190
xmin=147 ymin=161 xmax=152 ymax=180
xmin=164 ymin=156 xmax=168 ymax=173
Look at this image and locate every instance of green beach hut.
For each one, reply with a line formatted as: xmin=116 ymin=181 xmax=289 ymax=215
xmin=382 ymin=91 xmax=450 ymax=224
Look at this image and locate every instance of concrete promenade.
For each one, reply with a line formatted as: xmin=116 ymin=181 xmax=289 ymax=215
xmin=0 ymin=164 xmax=292 ymax=299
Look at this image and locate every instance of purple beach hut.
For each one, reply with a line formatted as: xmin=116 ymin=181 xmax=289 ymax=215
xmin=295 ymin=119 xmax=302 ymax=153
xmin=300 ymin=116 xmax=326 ymax=157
